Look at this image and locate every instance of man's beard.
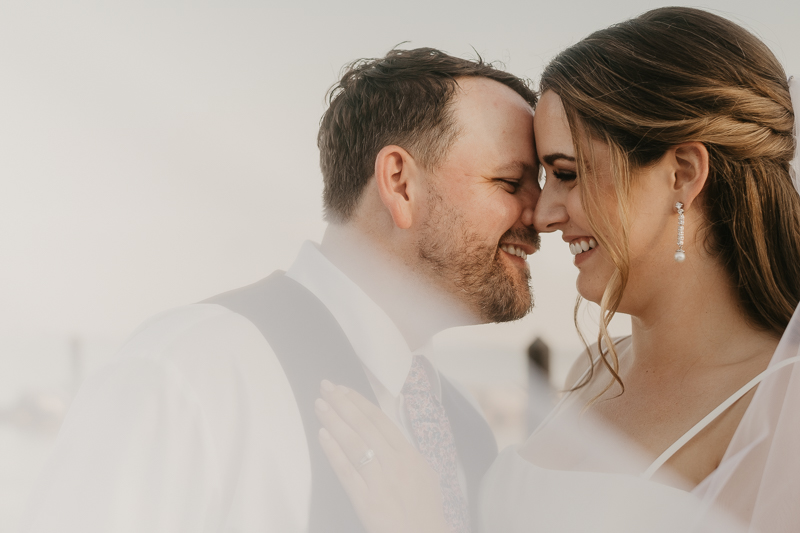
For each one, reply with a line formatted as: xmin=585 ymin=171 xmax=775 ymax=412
xmin=416 ymin=191 xmax=540 ymax=323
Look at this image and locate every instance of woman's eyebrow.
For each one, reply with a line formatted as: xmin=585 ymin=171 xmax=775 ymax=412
xmin=542 ymin=153 xmax=576 ymax=165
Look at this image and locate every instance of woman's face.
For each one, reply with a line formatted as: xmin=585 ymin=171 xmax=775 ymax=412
xmin=532 ymin=91 xmax=680 ymax=311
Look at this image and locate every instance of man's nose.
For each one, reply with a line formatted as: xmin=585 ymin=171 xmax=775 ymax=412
xmin=532 ymin=183 xmax=568 ymax=233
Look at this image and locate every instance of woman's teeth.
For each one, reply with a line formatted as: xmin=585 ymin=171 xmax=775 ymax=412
xmin=569 ymin=238 xmax=598 ymax=256
xmin=500 ymin=244 xmax=528 ymax=260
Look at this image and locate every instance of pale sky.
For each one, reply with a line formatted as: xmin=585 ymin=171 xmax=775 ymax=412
xmin=1 ymin=0 xmax=798 ymax=387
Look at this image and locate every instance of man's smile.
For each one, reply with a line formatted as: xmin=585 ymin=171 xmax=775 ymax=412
xmin=499 ymin=242 xmax=535 ymax=261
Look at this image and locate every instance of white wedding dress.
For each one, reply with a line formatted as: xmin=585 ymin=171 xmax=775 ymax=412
xmin=480 ymin=326 xmax=800 ymax=532
xmin=481 ymin=448 xmax=705 ymax=532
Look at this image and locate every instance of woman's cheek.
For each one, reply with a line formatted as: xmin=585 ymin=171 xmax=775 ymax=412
xmin=565 ymin=187 xmax=586 ymax=224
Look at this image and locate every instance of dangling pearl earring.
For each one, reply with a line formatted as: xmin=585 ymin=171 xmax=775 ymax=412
xmin=674 ymin=202 xmax=686 ymax=262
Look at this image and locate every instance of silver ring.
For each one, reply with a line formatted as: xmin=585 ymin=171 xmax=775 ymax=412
xmin=358 ymin=449 xmax=375 ymax=467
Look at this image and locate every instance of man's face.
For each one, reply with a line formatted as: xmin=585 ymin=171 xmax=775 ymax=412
xmin=415 ymin=77 xmax=540 ymax=323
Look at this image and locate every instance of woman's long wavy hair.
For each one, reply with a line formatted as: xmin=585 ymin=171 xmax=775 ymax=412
xmin=541 ymin=7 xmax=800 ymax=395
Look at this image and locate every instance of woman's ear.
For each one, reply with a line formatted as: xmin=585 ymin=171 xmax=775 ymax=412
xmin=374 ymin=145 xmax=421 ymax=230
xmin=671 ymin=142 xmax=709 ymax=210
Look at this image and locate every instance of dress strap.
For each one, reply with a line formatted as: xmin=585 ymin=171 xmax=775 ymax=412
xmin=641 ymin=354 xmax=800 ymax=480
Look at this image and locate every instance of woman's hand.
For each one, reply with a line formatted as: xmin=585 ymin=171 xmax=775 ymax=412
xmin=315 ymin=380 xmax=450 ymax=533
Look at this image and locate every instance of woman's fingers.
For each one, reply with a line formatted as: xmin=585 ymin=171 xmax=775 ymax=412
xmin=319 ymin=382 xmax=403 ymax=457
xmin=336 ymin=384 xmax=415 ymax=453
xmin=316 ymin=385 xmax=452 ymax=533
xmin=320 ymin=427 xmax=439 ymax=533
xmin=317 ymin=427 xmax=368 ymax=502
xmin=315 ymin=397 xmax=383 ymax=472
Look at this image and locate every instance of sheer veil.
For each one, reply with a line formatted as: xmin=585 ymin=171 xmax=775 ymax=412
xmin=693 ymin=76 xmax=800 ymax=532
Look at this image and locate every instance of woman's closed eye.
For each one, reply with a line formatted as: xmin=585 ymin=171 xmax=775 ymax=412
xmin=539 ymin=169 xmax=577 ymax=187
xmin=551 ymin=170 xmax=577 ymax=182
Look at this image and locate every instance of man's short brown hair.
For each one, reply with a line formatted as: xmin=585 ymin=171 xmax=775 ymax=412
xmin=318 ymin=47 xmax=538 ymax=222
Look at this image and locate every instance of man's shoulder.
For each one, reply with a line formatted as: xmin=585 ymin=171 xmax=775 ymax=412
xmin=103 ymin=290 xmax=291 ymax=403
xmin=83 ymin=295 xmax=293 ymax=422
xmin=118 ymin=302 xmax=268 ymax=365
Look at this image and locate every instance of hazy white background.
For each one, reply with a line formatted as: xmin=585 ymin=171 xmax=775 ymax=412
xmin=1 ymin=0 xmax=798 ymax=530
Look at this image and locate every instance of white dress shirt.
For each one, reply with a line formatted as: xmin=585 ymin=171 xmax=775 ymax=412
xmin=22 ymin=240 xmax=476 ymax=533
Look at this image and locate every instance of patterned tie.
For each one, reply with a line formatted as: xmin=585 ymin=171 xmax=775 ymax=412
xmin=402 ymin=355 xmax=471 ymax=533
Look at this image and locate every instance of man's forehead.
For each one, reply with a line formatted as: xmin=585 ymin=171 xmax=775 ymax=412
xmin=451 ymin=76 xmax=533 ymax=112
xmin=444 ymin=76 xmax=536 ymax=171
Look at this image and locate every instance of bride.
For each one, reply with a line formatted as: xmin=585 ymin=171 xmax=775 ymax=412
xmin=314 ymin=7 xmax=800 ymax=532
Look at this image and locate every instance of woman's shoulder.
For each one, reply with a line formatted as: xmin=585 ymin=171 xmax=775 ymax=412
xmin=563 ymin=336 xmax=632 ymax=389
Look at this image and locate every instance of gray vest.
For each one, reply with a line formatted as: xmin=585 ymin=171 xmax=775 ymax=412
xmin=206 ymin=271 xmax=498 ymax=532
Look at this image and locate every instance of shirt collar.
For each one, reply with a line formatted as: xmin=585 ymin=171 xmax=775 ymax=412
xmin=286 ymin=241 xmax=412 ymax=396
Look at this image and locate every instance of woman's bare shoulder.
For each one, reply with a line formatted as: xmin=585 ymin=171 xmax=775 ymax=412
xmin=562 ymin=336 xmax=632 ymax=389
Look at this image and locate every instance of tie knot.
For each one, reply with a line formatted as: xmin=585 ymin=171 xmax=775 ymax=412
xmin=401 ymin=355 xmax=433 ymax=397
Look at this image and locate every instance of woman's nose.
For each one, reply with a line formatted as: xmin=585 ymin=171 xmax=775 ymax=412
xmin=533 ymin=182 xmax=569 ymax=233
xmin=519 ymin=184 xmax=540 ymax=228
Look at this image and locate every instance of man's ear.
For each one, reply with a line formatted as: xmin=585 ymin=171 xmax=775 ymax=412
xmin=671 ymin=142 xmax=709 ymax=210
xmin=374 ymin=145 xmax=420 ymax=230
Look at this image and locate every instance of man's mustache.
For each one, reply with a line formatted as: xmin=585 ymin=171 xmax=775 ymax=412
xmin=499 ymin=227 xmax=541 ymax=253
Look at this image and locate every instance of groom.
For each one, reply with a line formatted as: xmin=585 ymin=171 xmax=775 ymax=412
xmin=23 ymin=48 xmax=539 ymax=532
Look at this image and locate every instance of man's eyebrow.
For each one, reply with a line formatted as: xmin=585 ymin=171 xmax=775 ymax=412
xmin=492 ymin=161 xmax=539 ymax=175
xmin=542 ymin=153 xmax=576 ymax=165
